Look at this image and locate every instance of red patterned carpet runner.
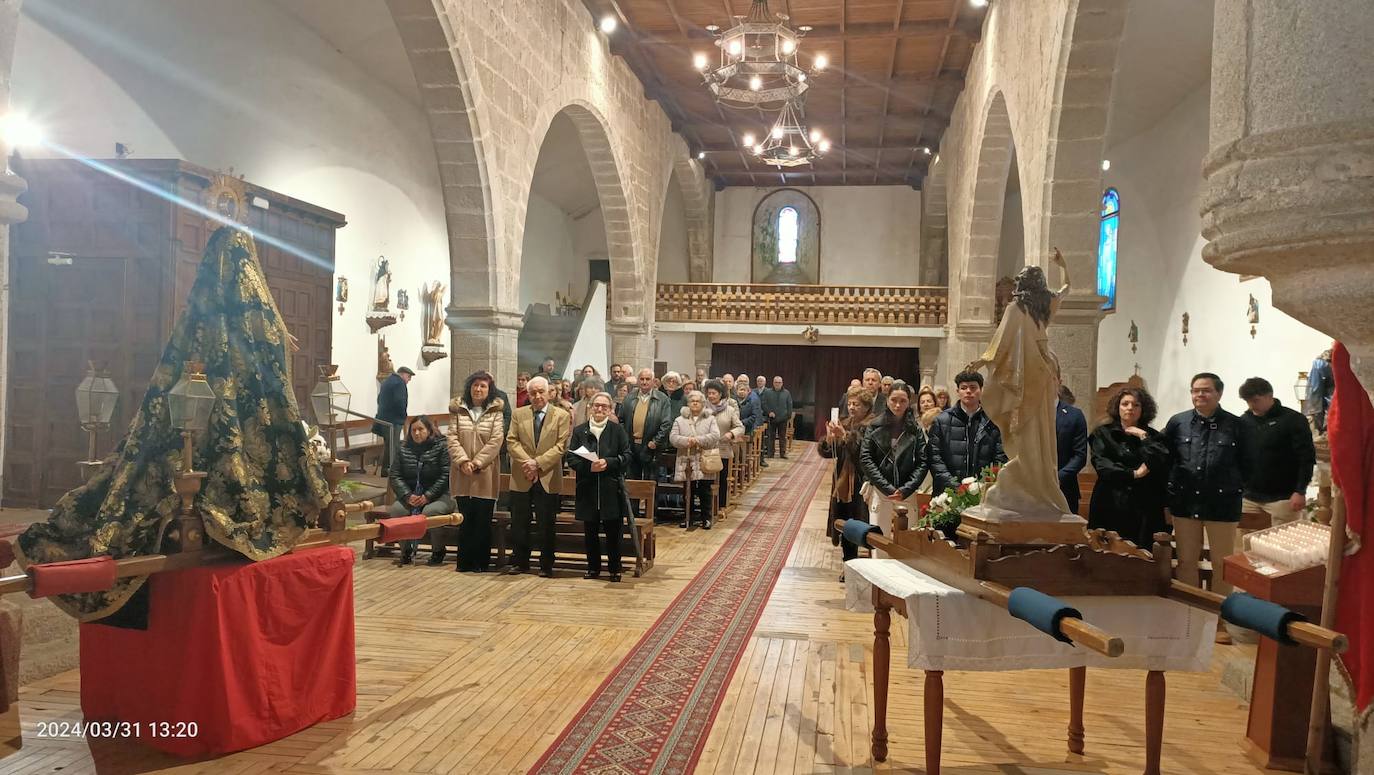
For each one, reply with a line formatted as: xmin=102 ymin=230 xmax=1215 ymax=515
xmin=530 ymin=444 xmax=828 ymax=775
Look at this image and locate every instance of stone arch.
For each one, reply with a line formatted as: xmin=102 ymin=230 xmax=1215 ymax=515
xmin=1037 ymin=0 xmax=1127 ymax=403
xmin=385 ymin=0 xmax=496 ymax=309
xmin=541 ymin=101 xmax=641 ymax=324
xmin=384 ymin=1 xmax=517 ymax=384
xmin=920 ymin=155 xmax=948 ymax=286
xmin=1039 ymin=0 xmax=1127 ymax=285
xmin=960 ymin=90 xmax=1017 ymax=325
xmin=669 ymin=157 xmax=712 ymax=282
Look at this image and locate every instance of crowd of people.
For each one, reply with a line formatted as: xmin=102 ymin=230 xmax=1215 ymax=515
xmin=371 ymin=359 xmax=798 ymax=583
xmin=375 ymin=356 xmax=1316 ymax=632
xmin=823 ymin=367 xmax=1316 ymax=645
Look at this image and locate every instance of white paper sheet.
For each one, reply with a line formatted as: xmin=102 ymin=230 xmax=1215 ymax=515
xmin=570 ymin=445 xmax=600 ymax=462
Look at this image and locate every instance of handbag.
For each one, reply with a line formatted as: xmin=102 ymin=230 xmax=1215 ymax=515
xmin=696 ymin=418 xmax=724 ymax=474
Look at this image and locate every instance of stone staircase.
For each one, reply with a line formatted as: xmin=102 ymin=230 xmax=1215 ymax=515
xmin=518 ymin=303 xmax=580 ymax=376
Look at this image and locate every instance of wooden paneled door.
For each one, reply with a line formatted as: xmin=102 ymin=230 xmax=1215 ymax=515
xmin=6 ymin=254 xmax=157 ymax=507
xmin=4 ymin=159 xmax=342 ymax=508
xmin=708 ymin=344 xmax=920 ymax=440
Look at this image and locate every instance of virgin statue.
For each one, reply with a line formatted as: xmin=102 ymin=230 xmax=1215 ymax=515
xmin=964 ymin=249 xmax=1076 ymax=523
xmin=16 ymin=227 xmax=331 ymax=621
xmin=371 ymin=256 xmax=391 ymax=310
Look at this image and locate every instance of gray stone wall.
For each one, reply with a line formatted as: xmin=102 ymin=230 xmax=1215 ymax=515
xmin=389 ymin=0 xmax=710 ymax=386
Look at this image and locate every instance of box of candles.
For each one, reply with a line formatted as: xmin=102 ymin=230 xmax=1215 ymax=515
xmin=1241 ymin=520 xmax=1330 ymax=574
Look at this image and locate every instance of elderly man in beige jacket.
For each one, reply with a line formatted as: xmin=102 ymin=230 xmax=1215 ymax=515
xmin=505 ymin=376 xmax=571 ymax=577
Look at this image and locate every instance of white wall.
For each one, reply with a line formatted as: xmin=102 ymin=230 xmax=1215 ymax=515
xmin=656 ymin=177 xmax=690 ymax=284
xmin=564 ymin=282 xmax=609 ymax=378
xmin=1096 ymin=85 xmax=1332 ymax=419
xmin=996 ymin=185 xmax=1024 ymax=280
xmin=711 ymin=186 xmax=921 ymax=284
xmin=13 ymin=0 xmax=452 ymax=417
xmin=655 ymin=332 xmax=697 ymax=375
xmin=518 ymin=193 xmax=584 ymax=311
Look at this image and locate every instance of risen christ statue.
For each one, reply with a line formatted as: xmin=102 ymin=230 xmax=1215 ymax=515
xmin=965 ymin=249 xmax=1076 ymax=522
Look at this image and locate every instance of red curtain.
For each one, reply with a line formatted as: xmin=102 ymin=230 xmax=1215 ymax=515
xmin=709 ymin=343 xmax=920 ymax=439
xmin=1331 ymin=344 xmax=1374 ymax=712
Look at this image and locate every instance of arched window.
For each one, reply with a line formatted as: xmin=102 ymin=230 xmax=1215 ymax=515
xmin=777 ymin=206 xmax=799 ymax=264
xmin=1097 ymin=188 xmax=1119 ymax=311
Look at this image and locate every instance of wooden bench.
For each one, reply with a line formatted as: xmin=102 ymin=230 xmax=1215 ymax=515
xmin=365 ymin=474 xmax=658 ymax=577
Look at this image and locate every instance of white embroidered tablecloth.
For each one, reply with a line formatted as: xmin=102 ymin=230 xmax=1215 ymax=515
xmin=845 ymin=558 xmax=1216 ymax=672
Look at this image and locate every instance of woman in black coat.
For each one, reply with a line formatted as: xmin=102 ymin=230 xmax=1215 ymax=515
xmin=1088 ymin=386 xmax=1172 ymax=549
xmin=388 ymin=415 xmax=457 ymax=565
xmin=566 ymin=391 xmax=634 ymax=582
xmin=820 ymin=385 xmax=875 ymax=575
xmin=860 ymin=382 xmax=929 ymax=545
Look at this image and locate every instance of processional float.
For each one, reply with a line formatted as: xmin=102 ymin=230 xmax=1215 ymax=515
xmin=0 ymin=226 xmax=460 ymax=756
xmin=836 ymin=251 xmax=1345 ymax=775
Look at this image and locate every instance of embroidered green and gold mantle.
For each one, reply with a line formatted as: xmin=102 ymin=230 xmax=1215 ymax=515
xmin=16 ymin=227 xmax=330 ymax=621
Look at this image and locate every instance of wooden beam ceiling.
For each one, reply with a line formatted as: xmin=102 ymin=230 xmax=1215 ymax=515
xmin=582 ymin=0 xmax=985 ymax=188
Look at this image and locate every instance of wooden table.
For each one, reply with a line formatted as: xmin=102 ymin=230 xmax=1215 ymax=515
xmin=1222 ymin=553 xmax=1338 ymax=772
xmin=869 ymin=585 xmax=1169 ymax=775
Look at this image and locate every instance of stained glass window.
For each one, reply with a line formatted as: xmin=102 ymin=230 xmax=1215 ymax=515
xmin=777 ymin=206 xmax=799 ymax=264
xmin=1097 ymin=188 xmax=1119 ymax=311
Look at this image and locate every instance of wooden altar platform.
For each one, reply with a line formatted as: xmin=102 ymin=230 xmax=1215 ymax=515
xmin=5 ymin=458 xmax=1277 ymax=774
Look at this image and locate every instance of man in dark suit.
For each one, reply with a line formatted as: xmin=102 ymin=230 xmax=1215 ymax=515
xmin=1055 ymin=384 xmax=1089 ymax=514
xmin=373 ymin=366 xmax=414 ymax=475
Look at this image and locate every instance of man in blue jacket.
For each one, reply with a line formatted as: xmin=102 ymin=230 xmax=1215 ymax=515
xmin=1055 ymin=384 xmax=1089 ymax=514
xmin=373 ymin=366 xmax=414 ymax=476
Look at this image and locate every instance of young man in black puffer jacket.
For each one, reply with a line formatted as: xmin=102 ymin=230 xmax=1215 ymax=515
xmin=927 ymin=371 xmax=1007 ymax=494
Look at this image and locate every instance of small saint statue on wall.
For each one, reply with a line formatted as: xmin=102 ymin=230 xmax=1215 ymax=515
xmin=1181 ymin=311 xmax=1190 ymax=346
xmin=335 ymin=276 xmax=348 ymax=316
xmin=365 ymin=255 xmax=398 ymax=333
xmin=396 ymin=289 xmax=409 ymax=321
xmin=377 ymin=336 xmax=394 ymax=382
xmin=1247 ymin=294 xmax=1259 ymax=338
xmin=420 ymin=281 xmax=448 ymax=365
xmin=1128 ymin=320 xmax=1139 ymax=354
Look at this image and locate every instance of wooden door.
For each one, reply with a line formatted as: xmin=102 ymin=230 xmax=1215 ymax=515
xmin=709 ymin=343 xmax=920 ymax=440
xmin=6 ymin=254 xmax=151 ymax=507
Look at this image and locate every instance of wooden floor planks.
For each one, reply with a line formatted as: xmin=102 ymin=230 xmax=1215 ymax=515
xmin=2 ymin=454 xmax=1277 ymax=774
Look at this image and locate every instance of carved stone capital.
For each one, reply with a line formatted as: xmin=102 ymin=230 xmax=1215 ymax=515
xmin=445 ymin=306 xmax=523 ymax=333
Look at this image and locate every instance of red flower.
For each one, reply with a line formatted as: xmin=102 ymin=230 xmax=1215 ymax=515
xmin=919 ymin=502 xmax=930 ymax=516
xmin=990 ymin=465 xmax=1001 ymax=474
xmin=957 ymin=483 xmax=969 ymax=495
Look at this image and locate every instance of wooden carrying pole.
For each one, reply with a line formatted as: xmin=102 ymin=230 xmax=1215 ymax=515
xmin=861 ymin=530 xmax=1125 ymax=658
xmin=1165 ymin=579 xmax=1348 ymax=653
xmin=1307 ymin=489 xmax=1348 ymax=774
xmin=0 ymin=512 xmax=461 ymax=598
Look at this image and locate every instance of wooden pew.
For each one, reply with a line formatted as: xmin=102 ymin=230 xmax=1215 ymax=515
xmin=366 ymin=474 xmax=658 ymax=577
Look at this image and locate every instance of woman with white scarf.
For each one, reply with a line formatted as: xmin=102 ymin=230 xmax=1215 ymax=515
xmin=566 ymin=391 xmax=633 ymax=582
xmin=669 ymin=390 xmax=720 ymax=529
xmin=704 ymin=379 xmax=745 ymax=514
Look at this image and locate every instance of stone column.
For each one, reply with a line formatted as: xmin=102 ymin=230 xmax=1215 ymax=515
xmin=919 ymin=365 xmax=937 ymax=389
xmin=1202 ymin=1 xmax=1374 ymax=395
xmin=447 ymin=307 xmax=521 ymax=391
xmin=942 ymin=322 xmax=995 ymax=382
xmin=608 ymin=320 xmax=654 ymax=374
xmin=1048 ymin=297 xmax=1105 ymax=410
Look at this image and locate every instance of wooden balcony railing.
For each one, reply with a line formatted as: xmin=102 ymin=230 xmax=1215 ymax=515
xmin=655 ymin=283 xmax=949 ymax=326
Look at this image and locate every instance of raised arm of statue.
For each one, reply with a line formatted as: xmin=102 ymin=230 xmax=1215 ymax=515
xmin=1050 ymin=247 xmax=1070 ymax=305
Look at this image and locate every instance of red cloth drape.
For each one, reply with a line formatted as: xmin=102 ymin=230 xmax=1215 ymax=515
xmin=79 ymin=546 xmax=357 ymax=756
xmin=1330 ymin=343 xmax=1374 ymax=711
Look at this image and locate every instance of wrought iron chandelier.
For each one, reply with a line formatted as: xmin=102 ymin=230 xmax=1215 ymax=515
xmin=748 ymin=99 xmax=829 ymax=167
xmin=694 ymin=0 xmax=827 ymax=110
